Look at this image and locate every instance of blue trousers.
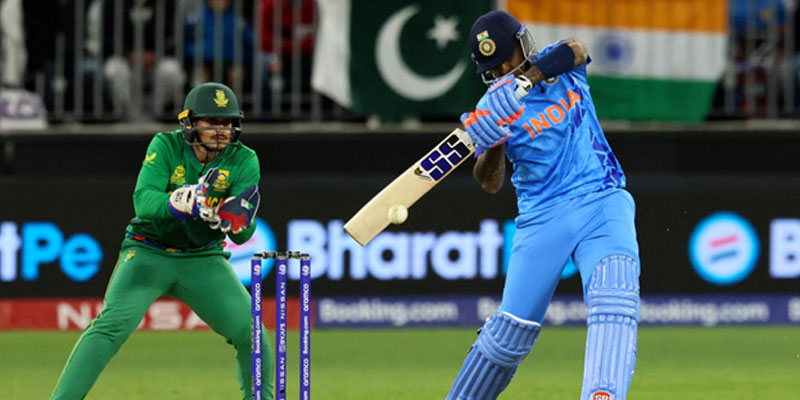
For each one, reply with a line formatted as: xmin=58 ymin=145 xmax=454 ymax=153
xmin=499 ymin=188 xmax=640 ymax=322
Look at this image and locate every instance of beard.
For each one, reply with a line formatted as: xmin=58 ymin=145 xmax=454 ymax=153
xmin=196 ymin=135 xmax=230 ymax=151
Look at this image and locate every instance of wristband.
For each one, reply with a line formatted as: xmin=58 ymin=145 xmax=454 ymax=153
xmin=532 ymin=43 xmax=575 ymax=79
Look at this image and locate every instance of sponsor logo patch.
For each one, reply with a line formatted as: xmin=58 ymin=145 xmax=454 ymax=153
xmin=592 ymin=391 xmax=612 ymax=400
xmin=416 ymin=133 xmax=471 ymax=181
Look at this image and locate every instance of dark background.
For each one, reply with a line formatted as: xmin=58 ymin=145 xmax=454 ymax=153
xmin=2 ymin=127 xmax=799 ymax=297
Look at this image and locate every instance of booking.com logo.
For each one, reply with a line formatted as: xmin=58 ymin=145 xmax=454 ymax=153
xmin=225 ymin=218 xmax=276 ymax=285
xmin=688 ymin=211 xmax=760 ymax=285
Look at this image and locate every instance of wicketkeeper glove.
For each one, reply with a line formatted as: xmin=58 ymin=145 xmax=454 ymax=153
xmin=208 ymin=184 xmax=261 ymax=234
xmin=168 ymin=167 xmax=221 ymax=220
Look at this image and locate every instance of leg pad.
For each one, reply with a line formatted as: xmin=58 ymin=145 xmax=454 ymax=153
xmin=581 ymin=254 xmax=640 ymax=400
xmin=446 ymin=311 xmax=541 ymax=400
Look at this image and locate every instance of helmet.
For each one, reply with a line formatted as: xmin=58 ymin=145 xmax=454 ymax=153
xmin=178 ymin=82 xmax=244 ymax=144
xmin=468 ymin=10 xmax=538 ymax=85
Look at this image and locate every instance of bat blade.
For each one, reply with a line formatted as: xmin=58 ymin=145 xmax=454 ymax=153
xmin=344 ymin=128 xmax=475 ymax=246
xmin=344 ymin=76 xmax=533 ymax=246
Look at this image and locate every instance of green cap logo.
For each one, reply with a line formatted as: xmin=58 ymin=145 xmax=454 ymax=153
xmin=214 ymin=89 xmax=229 ymax=108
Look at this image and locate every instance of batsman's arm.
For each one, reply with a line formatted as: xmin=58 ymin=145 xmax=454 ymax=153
xmin=225 ymin=154 xmax=261 ymax=244
xmin=521 ymin=38 xmax=589 ymax=85
xmin=473 ymin=146 xmax=506 ymax=194
xmin=470 ymin=75 xmax=533 ymax=193
xmin=132 ymin=135 xmax=173 ymax=219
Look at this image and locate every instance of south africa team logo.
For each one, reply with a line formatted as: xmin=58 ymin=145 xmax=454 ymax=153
xmin=212 ymin=170 xmax=231 ymax=191
xmin=214 ymin=89 xmax=229 ymax=107
xmin=169 ymin=165 xmax=186 ymax=185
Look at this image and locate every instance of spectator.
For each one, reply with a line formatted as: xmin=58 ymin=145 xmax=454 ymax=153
xmin=93 ymin=0 xmax=186 ymax=116
xmin=22 ymin=0 xmax=102 ymax=118
xmin=184 ymin=0 xmax=255 ymax=90
xmin=1 ymin=0 xmax=26 ymax=88
xmin=260 ymin=0 xmax=315 ymax=91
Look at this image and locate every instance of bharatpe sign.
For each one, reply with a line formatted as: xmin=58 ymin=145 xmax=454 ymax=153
xmin=287 ymin=219 xmax=506 ymax=281
xmin=227 ymin=218 xmax=582 ymax=286
xmin=0 ymin=221 xmax=103 ymax=282
xmin=769 ymin=218 xmax=800 ymax=279
xmin=688 ymin=212 xmax=760 ymax=285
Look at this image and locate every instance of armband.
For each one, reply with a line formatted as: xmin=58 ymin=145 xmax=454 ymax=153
xmin=532 ymin=43 xmax=575 ymax=79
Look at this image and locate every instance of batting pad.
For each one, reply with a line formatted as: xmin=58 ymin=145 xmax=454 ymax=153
xmin=581 ymin=254 xmax=640 ymax=400
xmin=446 ymin=311 xmax=541 ymax=400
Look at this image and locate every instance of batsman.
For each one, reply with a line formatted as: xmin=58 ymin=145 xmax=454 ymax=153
xmin=445 ymin=10 xmax=640 ymax=400
xmin=50 ymin=82 xmax=272 ymax=399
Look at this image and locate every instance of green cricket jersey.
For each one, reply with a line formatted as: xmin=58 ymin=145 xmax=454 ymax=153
xmin=126 ymin=130 xmax=260 ymax=254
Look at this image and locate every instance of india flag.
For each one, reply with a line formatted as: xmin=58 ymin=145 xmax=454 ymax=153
xmin=508 ymin=0 xmax=728 ymax=121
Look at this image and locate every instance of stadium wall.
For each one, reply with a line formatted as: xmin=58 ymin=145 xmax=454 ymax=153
xmin=1 ymin=127 xmax=798 ymax=328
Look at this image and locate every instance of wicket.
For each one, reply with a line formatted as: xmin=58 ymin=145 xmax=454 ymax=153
xmin=251 ymin=251 xmax=311 ymax=400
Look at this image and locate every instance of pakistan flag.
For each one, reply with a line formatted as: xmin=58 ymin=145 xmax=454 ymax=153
xmin=312 ymin=0 xmax=493 ymax=119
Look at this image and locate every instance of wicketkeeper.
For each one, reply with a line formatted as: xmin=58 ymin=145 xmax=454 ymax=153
xmin=50 ymin=82 xmax=272 ymax=400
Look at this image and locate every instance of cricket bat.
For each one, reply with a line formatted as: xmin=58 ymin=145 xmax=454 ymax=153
xmin=344 ymin=76 xmax=533 ymax=246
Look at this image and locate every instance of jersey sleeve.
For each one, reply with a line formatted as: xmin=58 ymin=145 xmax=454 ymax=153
xmin=132 ymin=135 xmax=173 ymax=219
xmin=227 ymin=150 xmax=261 ymax=244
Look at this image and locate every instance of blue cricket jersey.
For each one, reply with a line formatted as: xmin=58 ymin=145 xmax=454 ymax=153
xmin=476 ymin=42 xmax=625 ymax=214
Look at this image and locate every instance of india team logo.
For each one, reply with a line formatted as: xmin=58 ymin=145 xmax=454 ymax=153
xmin=689 ymin=211 xmax=760 ymax=285
xmin=476 ymin=30 xmax=495 ymax=56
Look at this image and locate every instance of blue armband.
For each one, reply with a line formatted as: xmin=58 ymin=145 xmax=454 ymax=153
xmin=533 ymin=43 xmax=575 ymax=79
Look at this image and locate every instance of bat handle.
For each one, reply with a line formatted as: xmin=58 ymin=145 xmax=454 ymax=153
xmin=514 ymin=76 xmax=533 ymax=99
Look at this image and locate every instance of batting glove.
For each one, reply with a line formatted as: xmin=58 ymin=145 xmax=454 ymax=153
xmin=486 ymin=76 xmax=524 ymax=125
xmin=168 ymin=168 xmax=221 ymax=220
xmin=210 ymin=184 xmax=261 ymax=234
xmin=461 ymin=110 xmax=510 ymax=149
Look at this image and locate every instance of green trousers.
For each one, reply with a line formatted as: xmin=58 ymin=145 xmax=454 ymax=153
xmin=50 ymin=239 xmax=273 ymax=400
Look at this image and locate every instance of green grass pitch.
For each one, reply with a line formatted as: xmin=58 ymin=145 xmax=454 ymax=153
xmin=2 ymin=326 xmax=798 ymax=399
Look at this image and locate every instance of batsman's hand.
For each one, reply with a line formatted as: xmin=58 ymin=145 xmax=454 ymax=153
xmin=168 ymin=168 xmax=221 ymax=221
xmin=486 ymin=76 xmax=524 ymax=124
xmin=210 ymin=184 xmax=261 ymax=234
xmin=461 ymin=110 xmax=510 ymax=149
